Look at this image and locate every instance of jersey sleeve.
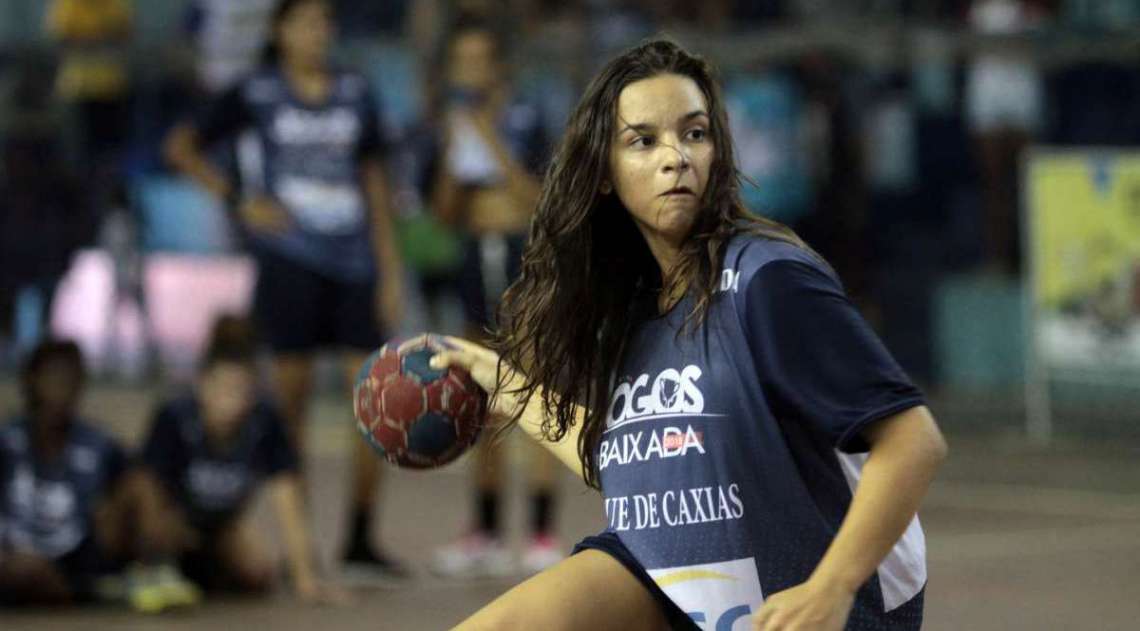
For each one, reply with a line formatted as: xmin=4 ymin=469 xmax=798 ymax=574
xmin=194 ymin=82 xmax=255 ymax=146
xmin=741 ymin=259 xmax=925 ymax=453
xmin=260 ymin=404 xmax=299 ymax=477
xmin=140 ymin=404 xmax=186 ymax=488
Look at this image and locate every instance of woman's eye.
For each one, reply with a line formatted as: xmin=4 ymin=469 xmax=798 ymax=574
xmin=686 ymin=128 xmax=707 ymax=141
xmin=632 ymin=136 xmax=655 ymax=148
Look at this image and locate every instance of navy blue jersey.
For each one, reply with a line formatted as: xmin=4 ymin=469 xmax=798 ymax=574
xmin=0 ymin=419 xmax=128 ymax=559
xmin=598 ymin=234 xmax=927 ymax=630
xmin=196 ymin=66 xmax=387 ymax=281
xmin=141 ymin=394 xmax=297 ymax=529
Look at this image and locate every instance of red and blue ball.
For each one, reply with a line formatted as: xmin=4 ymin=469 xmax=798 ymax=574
xmin=353 ymin=335 xmax=487 ymax=469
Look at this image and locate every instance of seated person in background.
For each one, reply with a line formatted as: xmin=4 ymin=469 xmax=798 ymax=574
xmin=0 ymin=339 xmax=198 ymax=610
xmin=137 ymin=315 xmax=345 ymax=604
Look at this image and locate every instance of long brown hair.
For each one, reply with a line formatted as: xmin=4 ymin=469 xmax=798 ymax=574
xmin=492 ymin=38 xmax=810 ymax=489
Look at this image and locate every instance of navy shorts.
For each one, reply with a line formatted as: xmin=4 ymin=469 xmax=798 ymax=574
xmin=458 ymin=234 xmax=526 ymax=329
xmin=573 ymin=531 xmax=698 ymax=631
xmin=252 ymin=248 xmax=384 ymax=353
xmin=575 ymin=533 xmax=925 ymax=631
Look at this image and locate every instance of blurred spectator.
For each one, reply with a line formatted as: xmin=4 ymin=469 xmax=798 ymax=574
xmin=94 ymin=197 xmax=154 ymax=381
xmin=185 ymin=0 xmax=278 ymax=95
xmin=587 ymin=0 xmax=656 ymax=53
xmin=45 ymin=0 xmax=143 ymax=378
xmin=45 ymin=0 xmax=133 ymax=184
xmin=426 ymin=18 xmax=563 ymax=578
xmin=164 ymin=0 xmax=408 ymax=579
xmin=863 ymin=74 xmax=919 ymax=198
xmin=792 ymin=52 xmax=871 ymax=305
xmin=0 ymin=132 xmax=93 ymax=364
xmin=391 ymin=122 xmax=466 ymax=335
xmin=1062 ymin=0 xmax=1140 ymax=29
xmin=135 ymin=315 xmax=345 ymax=604
xmin=332 ymin=0 xmax=409 ymax=37
xmin=0 ymin=340 xmax=198 ymax=609
xmin=965 ymin=0 xmax=1047 ymax=274
xmin=1048 ymin=62 xmax=1140 ymax=147
xmin=726 ymin=66 xmax=813 ymax=225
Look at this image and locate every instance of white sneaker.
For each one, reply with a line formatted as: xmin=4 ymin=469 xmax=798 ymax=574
xmin=521 ymin=534 xmax=564 ymax=575
xmin=430 ymin=532 xmax=515 ymax=578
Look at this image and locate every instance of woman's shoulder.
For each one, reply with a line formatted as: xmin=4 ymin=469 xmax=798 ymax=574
xmin=724 ymin=232 xmax=829 ymax=284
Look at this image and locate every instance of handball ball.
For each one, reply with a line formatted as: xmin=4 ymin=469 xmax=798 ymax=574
xmin=353 ymin=335 xmax=487 ymax=469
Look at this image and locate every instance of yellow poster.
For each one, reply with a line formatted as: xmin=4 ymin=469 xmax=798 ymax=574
xmin=1026 ymin=151 xmax=1140 ymax=368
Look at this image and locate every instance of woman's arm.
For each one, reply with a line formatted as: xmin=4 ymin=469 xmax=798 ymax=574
xmin=163 ymin=124 xmax=232 ymax=200
xmin=511 ymin=383 xmax=585 ymax=478
xmin=165 ymin=122 xmax=289 ymax=234
xmin=430 ymin=146 xmax=468 ymax=226
xmin=268 ymin=473 xmax=349 ymax=604
xmin=361 ymin=159 xmax=404 ymax=278
xmin=753 ymin=405 xmax=947 ymax=631
xmin=811 ymin=405 xmax=946 ymax=593
xmin=268 ymin=474 xmax=319 ymax=591
xmin=360 ymin=158 xmax=405 ymax=331
xmin=429 ymin=336 xmax=585 ymax=478
xmin=470 ymin=109 xmax=542 ymax=208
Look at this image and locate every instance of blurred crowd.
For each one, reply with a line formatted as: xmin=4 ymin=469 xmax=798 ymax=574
xmin=1 ymin=0 xmax=1139 ymax=380
xmin=1 ymin=0 xmax=1140 ymax=612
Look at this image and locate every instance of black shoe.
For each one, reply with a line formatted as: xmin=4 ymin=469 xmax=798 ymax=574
xmin=341 ymin=542 xmax=413 ymax=583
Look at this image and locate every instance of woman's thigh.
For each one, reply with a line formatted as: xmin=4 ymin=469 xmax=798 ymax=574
xmin=454 ymin=549 xmax=667 ymax=631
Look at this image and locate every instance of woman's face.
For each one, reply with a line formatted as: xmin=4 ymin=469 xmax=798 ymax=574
xmin=199 ymin=362 xmax=256 ymax=439
xmin=448 ymin=30 xmax=499 ymax=94
xmin=278 ymin=1 xmax=333 ymax=66
xmin=607 ymin=73 xmax=714 ymax=254
xmin=29 ymin=359 xmax=82 ymax=424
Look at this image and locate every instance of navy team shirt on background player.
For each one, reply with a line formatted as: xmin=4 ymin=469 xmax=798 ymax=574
xmin=194 ymin=66 xmax=387 ymax=282
xmin=597 ymin=235 xmax=927 ymax=630
xmin=0 ymin=419 xmax=127 ymax=567
xmin=141 ymin=394 xmax=297 ymax=531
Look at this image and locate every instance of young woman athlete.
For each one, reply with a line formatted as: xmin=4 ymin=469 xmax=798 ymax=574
xmin=430 ymin=39 xmax=948 ymax=631
xmin=164 ymin=0 xmax=406 ymax=577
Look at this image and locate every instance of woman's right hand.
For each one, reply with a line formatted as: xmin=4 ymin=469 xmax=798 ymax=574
xmin=239 ymin=195 xmax=291 ymax=234
xmin=429 ymin=336 xmax=525 ymax=421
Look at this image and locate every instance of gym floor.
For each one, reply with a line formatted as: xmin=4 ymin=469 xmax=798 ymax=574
xmin=1 ymin=381 xmax=1138 ymax=630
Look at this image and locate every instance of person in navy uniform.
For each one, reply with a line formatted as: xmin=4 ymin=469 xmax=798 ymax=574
xmin=431 ymin=39 xmax=948 ymax=631
xmin=0 ymin=340 xmax=197 ymax=609
xmin=426 ymin=17 xmax=563 ymax=578
xmin=163 ymin=0 xmax=406 ymax=577
xmin=137 ymin=315 xmax=344 ymax=603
